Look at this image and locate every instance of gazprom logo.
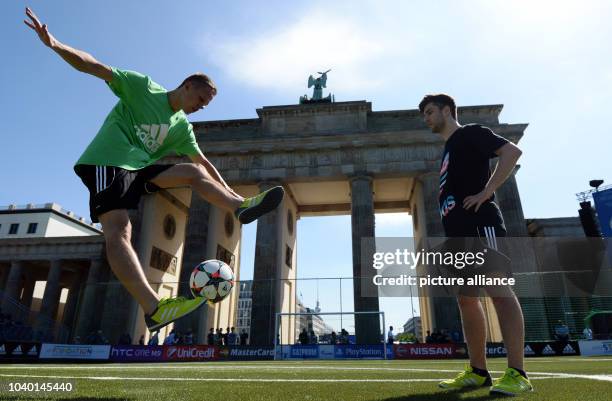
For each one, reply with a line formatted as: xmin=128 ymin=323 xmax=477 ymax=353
xmin=291 ymin=347 xmax=317 ymax=357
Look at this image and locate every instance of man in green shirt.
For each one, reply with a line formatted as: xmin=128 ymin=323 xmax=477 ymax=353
xmin=25 ymin=8 xmax=284 ymax=332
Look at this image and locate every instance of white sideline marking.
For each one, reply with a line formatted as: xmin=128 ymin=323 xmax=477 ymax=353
xmin=1 ymin=370 xmax=611 ymax=383
xmin=528 ymin=372 xmax=612 ymax=382
xmin=0 ymin=374 xmax=568 ymax=383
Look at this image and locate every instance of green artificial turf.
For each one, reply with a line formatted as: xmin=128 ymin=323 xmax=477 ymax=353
xmin=0 ymin=357 xmax=611 ymax=400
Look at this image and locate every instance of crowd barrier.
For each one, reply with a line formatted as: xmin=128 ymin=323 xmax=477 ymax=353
xmin=393 ymin=343 xmax=467 ymax=359
xmin=275 ymin=344 xmax=394 ymax=360
xmin=3 ymin=340 xmax=608 ymax=362
xmin=485 ymin=341 xmax=581 ymax=357
xmin=577 ymin=340 xmax=612 ymax=356
xmin=0 ymin=341 xmax=41 ymax=361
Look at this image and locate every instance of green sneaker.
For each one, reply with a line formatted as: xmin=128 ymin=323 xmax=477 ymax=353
xmin=145 ymin=296 xmax=207 ymax=332
xmin=439 ymin=365 xmax=492 ymax=390
xmin=235 ymin=186 xmax=285 ymax=224
xmin=490 ymin=368 xmax=533 ymax=396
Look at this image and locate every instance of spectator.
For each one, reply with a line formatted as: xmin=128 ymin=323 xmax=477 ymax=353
xmin=216 ymin=328 xmax=224 ymax=346
xmin=138 ymin=334 xmax=145 ymax=345
xmin=387 ymin=326 xmax=395 ymax=344
xmin=227 ymin=327 xmax=237 ymax=346
xmin=299 ymin=328 xmax=309 ymax=345
xmin=339 ymin=328 xmax=349 ymax=344
xmin=330 ymin=331 xmax=337 ymax=345
xmin=583 ymin=326 xmax=593 ymax=340
xmin=207 ymin=328 xmax=215 ymax=345
xmin=223 ymin=327 xmax=230 ymax=346
xmin=184 ymin=329 xmax=194 ymax=345
xmin=431 ymin=329 xmax=442 ymax=343
xmin=240 ymin=329 xmax=249 ymax=345
xmin=148 ymin=331 xmax=159 ymax=346
xmin=72 ymin=335 xmax=81 ymax=344
xmin=554 ymin=321 xmax=570 ymax=342
xmin=163 ymin=329 xmax=177 ymax=345
xmin=118 ymin=332 xmax=132 ymax=345
xmin=425 ymin=330 xmax=433 ymax=343
xmin=87 ymin=330 xmax=108 ymax=345
xmin=309 ymin=330 xmax=318 ymax=344
xmin=440 ymin=329 xmax=451 ymax=343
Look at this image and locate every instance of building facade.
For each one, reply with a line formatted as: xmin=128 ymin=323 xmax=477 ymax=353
xmin=403 ymin=316 xmax=422 ymax=341
xmin=236 ymin=280 xmax=253 ymax=341
xmin=0 ymin=203 xmax=101 ymax=238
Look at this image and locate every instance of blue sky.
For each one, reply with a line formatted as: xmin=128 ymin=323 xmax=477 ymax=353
xmin=2 ymin=1 xmax=611 ymax=331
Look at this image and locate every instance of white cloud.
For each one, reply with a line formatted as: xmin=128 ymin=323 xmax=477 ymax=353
xmin=375 ymin=213 xmax=412 ymax=230
xmin=201 ymin=0 xmax=611 ymax=98
xmin=203 ymin=9 xmax=397 ymax=95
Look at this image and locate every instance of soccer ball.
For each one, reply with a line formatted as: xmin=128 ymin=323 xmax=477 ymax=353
xmin=189 ymin=260 xmax=235 ymax=303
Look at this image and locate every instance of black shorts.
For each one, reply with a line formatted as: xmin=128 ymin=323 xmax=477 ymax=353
xmin=443 ymin=202 xmax=507 ymax=239
xmin=434 ymin=203 xmax=512 ymax=296
xmin=74 ymin=164 xmax=173 ymax=223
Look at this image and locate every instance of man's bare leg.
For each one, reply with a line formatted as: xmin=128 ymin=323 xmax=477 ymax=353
xmin=97 ymin=164 xmax=247 ymax=318
xmin=458 ymin=295 xmax=488 ymax=370
xmin=99 ymin=209 xmax=159 ymax=315
xmin=150 ymin=163 xmax=243 ymax=211
xmin=490 ymin=290 xmax=525 ymax=371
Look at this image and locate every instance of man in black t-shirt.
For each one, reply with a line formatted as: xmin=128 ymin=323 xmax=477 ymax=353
xmin=207 ymin=328 xmax=215 ymax=346
xmin=419 ymin=94 xmax=532 ymax=396
xmin=240 ymin=329 xmax=249 ymax=346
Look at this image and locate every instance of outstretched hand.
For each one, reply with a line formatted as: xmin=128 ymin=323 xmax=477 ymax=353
xmin=24 ymin=7 xmax=57 ymax=48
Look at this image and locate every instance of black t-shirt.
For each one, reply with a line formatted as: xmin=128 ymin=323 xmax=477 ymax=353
xmin=439 ymin=124 xmax=508 ymax=236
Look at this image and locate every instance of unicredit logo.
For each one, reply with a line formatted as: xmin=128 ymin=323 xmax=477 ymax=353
xmin=167 ymin=346 xmax=215 ymax=359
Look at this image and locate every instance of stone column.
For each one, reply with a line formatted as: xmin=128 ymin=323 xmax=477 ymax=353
xmin=36 ymin=259 xmax=63 ymax=336
xmin=2 ymin=260 xmax=23 ymax=311
xmin=350 ymin=175 xmax=381 ymax=344
xmin=20 ymin=278 xmax=36 ymax=309
xmin=250 ymin=182 xmax=282 ymax=345
xmin=419 ymin=172 xmax=446 ymax=238
xmin=0 ymin=264 xmax=10 ymax=292
xmin=62 ymin=274 xmax=83 ymax=332
xmin=73 ymin=258 xmax=103 ymax=340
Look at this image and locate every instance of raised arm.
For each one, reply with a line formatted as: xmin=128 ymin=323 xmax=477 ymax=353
xmin=463 ymin=142 xmax=522 ymax=212
xmin=24 ymin=7 xmax=112 ymax=82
